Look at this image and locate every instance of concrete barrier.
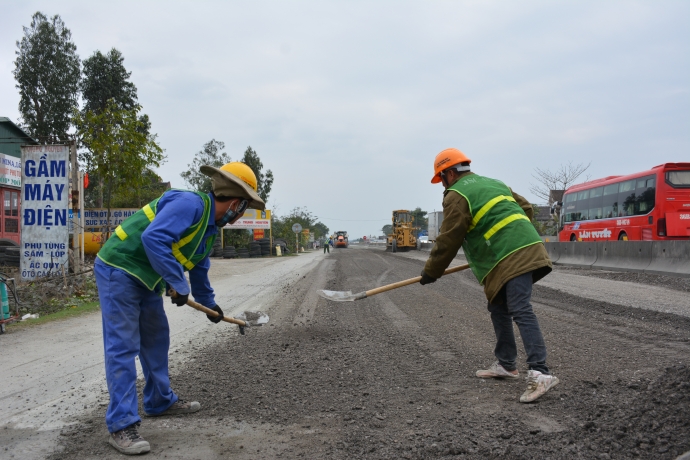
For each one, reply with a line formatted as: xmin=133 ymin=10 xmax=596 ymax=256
xmin=645 ymin=241 xmax=690 ymax=278
xmin=592 ymin=241 xmax=652 ymax=272
xmin=543 ymin=242 xmax=562 ymax=263
xmin=554 ymin=242 xmax=597 ymax=268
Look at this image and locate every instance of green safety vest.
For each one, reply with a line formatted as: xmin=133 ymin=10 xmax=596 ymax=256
xmin=97 ymin=190 xmax=216 ymax=291
xmin=448 ymin=174 xmax=542 ymax=285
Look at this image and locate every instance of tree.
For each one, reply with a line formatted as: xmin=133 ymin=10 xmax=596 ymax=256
xmin=272 ymin=207 xmax=328 ymax=252
xmin=382 ymin=224 xmax=393 ymax=235
xmin=81 ymin=48 xmax=137 ymax=115
xmin=74 ymin=100 xmax=165 ymax=232
xmin=409 ymin=207 xmax=428 ymax=233
xmin=241 ymin=146 xmax=274 ymax=203
xmin=531 ymin=162 xmax=591 ymax=223
xmin=531 ymin=162 xmax=591 ymax=205
xmin=13 ymin=12 xmax=81 ymax=144
xmin=181 ymin=139 xmax=230 ymax=192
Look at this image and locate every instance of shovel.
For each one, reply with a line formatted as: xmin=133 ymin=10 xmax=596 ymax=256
xmin=168 ymin=289 xmax=250 ymax=335
xmin=319 ymin=263 xmax=470 ymax=302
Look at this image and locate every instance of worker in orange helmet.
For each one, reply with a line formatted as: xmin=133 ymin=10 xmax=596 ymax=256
xmin=421 ymin=148 xmax=559 ymax=403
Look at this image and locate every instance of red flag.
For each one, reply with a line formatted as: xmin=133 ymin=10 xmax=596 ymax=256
xmin=84 ymin=173 xmax=89 ymax=189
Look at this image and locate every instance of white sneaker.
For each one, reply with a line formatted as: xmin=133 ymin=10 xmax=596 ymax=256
xmin=475 ymin=361 xmax=519 ymax=379
xmin=520 ymin=370 xmax=559 ymax=403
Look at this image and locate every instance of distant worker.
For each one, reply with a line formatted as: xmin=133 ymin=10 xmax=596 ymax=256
xmin=329 ymin=237 xmax=334 ymax=248
xmin=420 ymin=148 xmax=558 ymax=403
xmin=324 ymin=238 xmax=330 ymax=253
xmin=95 ymin=162 xmax=265 ymax=454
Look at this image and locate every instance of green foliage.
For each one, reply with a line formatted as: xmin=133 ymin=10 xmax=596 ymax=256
xmin=381 ymin=224 xmax=393 ymax=235
xmin=272 ymin=207 xmax=329 ymax=252
xmin=223 ymin=229 xmax=252 ymax=249
xmin=530 ymin=204 xmax=557 ymax=236
xmin=13 ymin=11 xmax=81 ymax=144
xmin=82 ymin=170 xmax=168 ymax=209
xmin=181 ymin=139 xmax=230 ymax=192
xmin=410 ymin=207 xmax=428 ymax=232
xmin=74 ymin=100 xmax=166 ymax=225
xmin=241 ymin=146 xmax=274 ymax=203
xmin=81 ymin=48 xmax=137 ymax=114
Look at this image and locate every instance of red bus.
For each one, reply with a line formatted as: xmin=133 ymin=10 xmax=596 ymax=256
xmin=559 ymin=163 xmax=690 ymax=242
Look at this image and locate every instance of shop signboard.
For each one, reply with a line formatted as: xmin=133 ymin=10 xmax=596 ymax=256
xmin=253 ymin=229 xmax=265 ymax=240
xmin=225 ymin=209 xmax=271 ymax=229
xmin=20 ymin=145 xmax=70 ymax=280
xmin=0 ymin=152 xmax=21 ymax=187
xmin=79 ymin=208 xmax=138 ymax=231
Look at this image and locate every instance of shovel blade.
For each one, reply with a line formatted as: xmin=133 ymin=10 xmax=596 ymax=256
xmin=318 ymin=289 xmax=362 ymax=302
xmin=237 ymin=311 xmax=270 ymax=326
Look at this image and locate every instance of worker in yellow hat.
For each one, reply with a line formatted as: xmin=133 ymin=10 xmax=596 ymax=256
xmin=95 ymin=162 xmax=264 ymax=455
xmin=422 ymin=148 xmax=558 ymax=403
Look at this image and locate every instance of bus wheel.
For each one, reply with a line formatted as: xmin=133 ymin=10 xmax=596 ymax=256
xmin=618 ymin=232 xmax=628 ymax=241
xmin=570 ymin=234 xmax=577 ymax=241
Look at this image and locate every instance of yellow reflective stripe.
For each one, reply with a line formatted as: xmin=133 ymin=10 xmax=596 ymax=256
xmin=115 ymin=225 xmax=128 ymax=240
xmin=469 ymin=195 xmax=516 ymax=232
xmin=143 ymin=204 xmax=155 ymax=222
xmin=484 ymin=214 xmax=530 ymax=240
xmin=172 ymin=243 xmax=195 ymax=270
xmin=176 ymin=223 xmax=202 ymax=249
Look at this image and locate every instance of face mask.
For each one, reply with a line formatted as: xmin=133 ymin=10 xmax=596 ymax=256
xmin=215 ymin=199 xmax=248 ymax=227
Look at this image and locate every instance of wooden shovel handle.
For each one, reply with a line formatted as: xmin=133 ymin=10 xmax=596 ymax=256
xmin=365 ymin=263 xmax=470 ymax=298
xmin=168 ymin=289 xmax=247 ymax=327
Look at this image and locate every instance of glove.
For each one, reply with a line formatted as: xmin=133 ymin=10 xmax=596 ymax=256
xmin=207 ymin=305 xmax=224 ymax=324
xmin=420 ymin=270 xmax=437 ymax=285
xmin=171 ymin=293 xmax=189 ymax=307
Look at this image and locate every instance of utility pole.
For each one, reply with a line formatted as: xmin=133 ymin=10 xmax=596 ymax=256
xmin=71 ymin=140 xmax=80 ymax=274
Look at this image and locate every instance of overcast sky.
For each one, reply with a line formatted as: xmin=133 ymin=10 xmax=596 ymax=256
xmin=1 ymin=1 xmax=688 ymax=238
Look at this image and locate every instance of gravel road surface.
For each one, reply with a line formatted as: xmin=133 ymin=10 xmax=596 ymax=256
xmin=4 ymin=246 xmax=689 ymax=459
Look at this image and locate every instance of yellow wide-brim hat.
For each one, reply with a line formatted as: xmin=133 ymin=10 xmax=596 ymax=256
xmin=200 ymin=165 xmax=266 ymax=211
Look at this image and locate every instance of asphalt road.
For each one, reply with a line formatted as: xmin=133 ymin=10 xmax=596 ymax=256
xmin=4 ymin=245 xmax=690 ymax=459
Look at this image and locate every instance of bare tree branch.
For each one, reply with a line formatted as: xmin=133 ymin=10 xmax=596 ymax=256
xmin=530 ymin=161 xmax=591 ymax=204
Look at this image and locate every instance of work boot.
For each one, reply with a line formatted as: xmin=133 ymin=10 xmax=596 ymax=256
xmin=520 ymin=370 xmax=560 ymax=403
xmin=476 ymin=361 xmax=519 ymax=379
xmin=109 ymin=423 xmax=150 ymax=455
xmin=145 ymin=398 xmax=201 ymax=417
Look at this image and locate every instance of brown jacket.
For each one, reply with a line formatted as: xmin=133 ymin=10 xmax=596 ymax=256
xmin=424 ymin=172 xmax=552 ymax=304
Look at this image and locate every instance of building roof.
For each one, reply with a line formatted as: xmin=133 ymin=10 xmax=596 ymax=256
xmin=0 ymin=117 xmax=36 ymax=140
xmin=0 ymin=117 xmax=38 ymax=158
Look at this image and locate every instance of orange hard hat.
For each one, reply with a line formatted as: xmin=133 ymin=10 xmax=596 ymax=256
xmin=431 ymin=148 xmax=471 ymax=184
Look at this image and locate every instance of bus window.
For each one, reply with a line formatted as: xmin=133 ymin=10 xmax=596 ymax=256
xmin=635 ymin=175 xmax=655 ymax=215
xmin=588 ymin=187 xmax=603 ymax=220
xmin=577 ymin=190 xmax=589 ymax=201
xmin=562 ymin=193 xmax=577 ymax=222
xmin=618 ymin=180 xmax=636 ymax=216
xmin=602 ymin=183 xmax=619 ymax=218
xmin=666 ymin=171 xmax=690 ymax=187
xmin=575 ymin=197 xmax=589 ymax=221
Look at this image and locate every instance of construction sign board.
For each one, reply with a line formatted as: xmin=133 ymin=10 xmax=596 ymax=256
xmin=20 ymin=145 xmax=70 ymax=280
xmin=225 ymin=209 xmax=271 ymax=229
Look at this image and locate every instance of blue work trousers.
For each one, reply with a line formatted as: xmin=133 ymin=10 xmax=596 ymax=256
xmin=487 ymin=271 xmax=549 ymax=374
xmin=95 ymin=259 xmax=178 ymax=433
